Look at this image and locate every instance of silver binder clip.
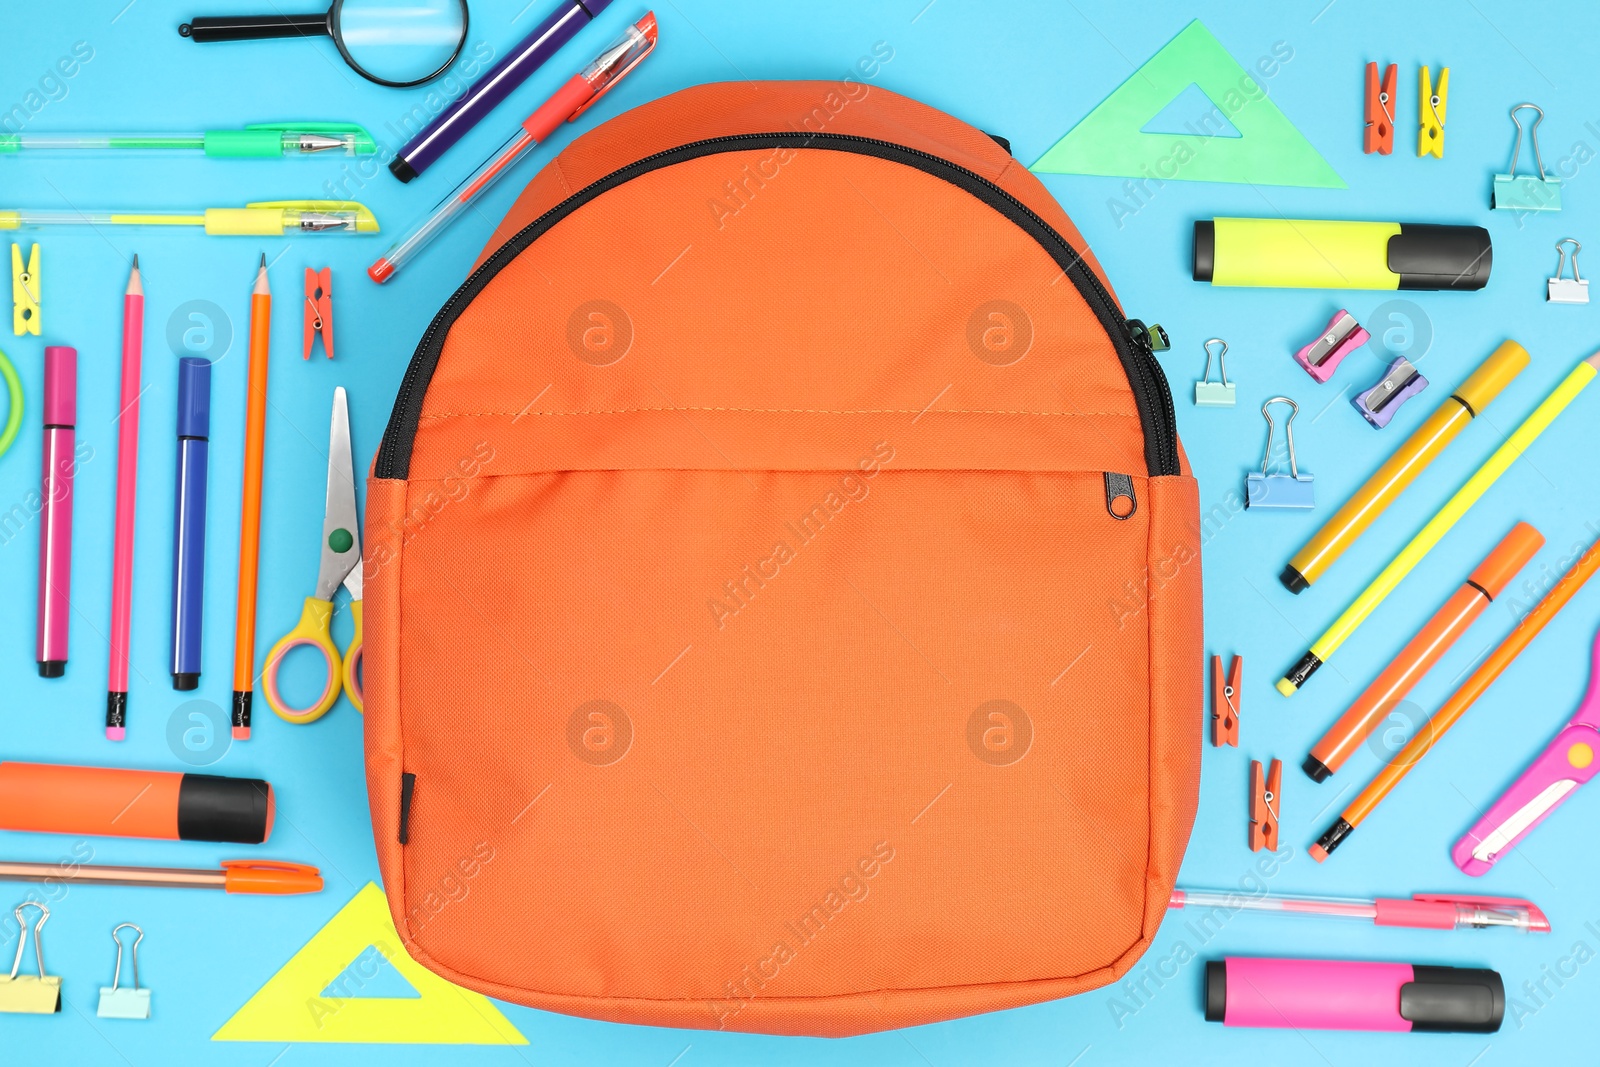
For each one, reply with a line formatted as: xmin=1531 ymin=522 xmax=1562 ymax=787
xmin=1548 ymin=238 xmax=1589 ymax=304
xmin=1245 ymin=397 xmax=1314 ymax=510
xmin=1194 ymin=337 xmax=1235 ymax=407
xmin=1492 ymin=104 xmax=1561 ymax=212
xmin=0 ymin=903 xmax=60 ymax=1014
xmin=97 ymin=923 xmax=151 ymax=1020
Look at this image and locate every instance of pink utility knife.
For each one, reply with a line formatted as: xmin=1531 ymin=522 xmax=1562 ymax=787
xmin=1454 ymin=625 xmax=1600 ymax=875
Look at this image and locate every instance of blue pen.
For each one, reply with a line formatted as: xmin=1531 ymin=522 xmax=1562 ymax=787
xmin=171 ymin=357 xmax=211 ymax=690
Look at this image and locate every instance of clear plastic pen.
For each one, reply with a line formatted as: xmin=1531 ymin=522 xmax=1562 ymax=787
xmin=0 ymin=123 xmax=375 ymax=157
xmin=1170 ymin=887 xmax=1550 ymax=932
xmin=368 ymin=13 xmax=657 ymax=283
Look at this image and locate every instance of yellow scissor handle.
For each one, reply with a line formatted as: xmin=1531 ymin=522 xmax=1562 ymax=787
xmin=263 ymin=597 xmax=341 ymax=724
xmin=341 ymin=599 xmax=364 ymax=714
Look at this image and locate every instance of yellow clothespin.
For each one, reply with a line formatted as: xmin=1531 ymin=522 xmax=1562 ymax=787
xmin=0 ymin=903 xmax=61 ymax=1014
xmin=1419 ymin=66 xmax=1448 ymax=158
xmin=11 ymin=243 xmax=39 ymax=336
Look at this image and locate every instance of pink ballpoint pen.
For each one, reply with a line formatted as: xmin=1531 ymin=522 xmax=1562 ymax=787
xmin=1170 ymin=887 xmax=1549 ymax=933
xmin=107 ymin=255 xmax=144 ymax=739
xmin=1454 ymin=624 xmax=1600 ymax=875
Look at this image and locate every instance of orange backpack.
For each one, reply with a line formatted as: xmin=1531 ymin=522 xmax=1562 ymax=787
xmin=364 ymin=80 xmax=1202 ymax=1037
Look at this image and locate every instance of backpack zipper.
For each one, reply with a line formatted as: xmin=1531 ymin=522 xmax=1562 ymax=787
xmin=376 ymin=132 xmax=1180 ymax=479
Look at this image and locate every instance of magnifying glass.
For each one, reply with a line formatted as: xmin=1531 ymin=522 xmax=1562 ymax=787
xmin=179 ymin=0 xmax=469 ymax=88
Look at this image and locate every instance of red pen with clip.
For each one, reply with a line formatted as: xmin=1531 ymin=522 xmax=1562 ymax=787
xmin=1170 ymin=887 xmax=1550 ymax=933
xmin=369 ymin=12 xmax=658 ymax=283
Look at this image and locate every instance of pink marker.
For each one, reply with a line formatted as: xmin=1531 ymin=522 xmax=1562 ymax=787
xmin=107 ymin=256 xmax=144 ymax=740
xmin=1454 ymin=624 xmax=1600 ymax=875
xmin=37 ymin=345 xmax=76 ymax=678
xmin=1205 ymin=957 xmax=1503 ymax=1033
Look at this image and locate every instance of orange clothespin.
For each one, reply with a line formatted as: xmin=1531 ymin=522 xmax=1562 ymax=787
xmin=1211 ymin=654 xmax=1241 ymax=747
xmin=1249 ymin=758 xmax=1281 ymax=852
xmin=304 ymin=267 xmax=333 ymax=359
xmin=1364 ymin=62 xmax=1396 ymax=155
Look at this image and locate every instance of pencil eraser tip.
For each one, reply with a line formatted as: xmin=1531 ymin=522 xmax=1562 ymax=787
xmin=1308 ymin=844 xmax=1328 ymax=863
xmin=1275 ymin=678 xmax=1297 ymax=697
xmin=105 ymin=727 xmax=126 ymax=741
xmin=232 ymin=727 xmax=250 ymax=740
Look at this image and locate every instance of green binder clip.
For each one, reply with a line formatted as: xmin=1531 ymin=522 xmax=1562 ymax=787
xmin=1195 ymin=337 xmax=1236 ymax=407
xmin=1492 ymin=104 xmax=1561 ymax=212
xmin=0 ymin=903 xmax=61 ymax=1014
xmin=97 ymin=923 xmax=151 ymax=1020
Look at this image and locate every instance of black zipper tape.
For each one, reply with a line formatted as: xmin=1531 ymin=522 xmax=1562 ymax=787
xmin=376 ymin=132 xmax=1180 ymax=480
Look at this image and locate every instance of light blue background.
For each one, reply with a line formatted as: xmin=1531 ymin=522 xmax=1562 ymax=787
xmin=5 ymin=1 xmax=1600 ymax=1063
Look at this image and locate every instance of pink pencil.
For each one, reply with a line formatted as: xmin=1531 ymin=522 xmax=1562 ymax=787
xmin=107 ymin=255 xmax=143 ymax=740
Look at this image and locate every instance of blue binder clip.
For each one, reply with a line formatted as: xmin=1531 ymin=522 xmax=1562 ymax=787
xmin=1492 ymin=104 xmax=1561 ymax=212
xmin=1245 ymin=397 xmax=1314 ymax=510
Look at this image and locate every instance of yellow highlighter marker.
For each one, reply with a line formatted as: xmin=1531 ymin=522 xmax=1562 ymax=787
xmin=1279 ymin=346 xmax=1600 ymax=696
xmin=0 ymin=201 xmax=378 ymax=235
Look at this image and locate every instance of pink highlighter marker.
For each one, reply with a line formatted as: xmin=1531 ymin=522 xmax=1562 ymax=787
xmin=1205 ymin=957 xmax=1504 ymax=1033
xmin=37 ymin=345 xmax=76 ymax=678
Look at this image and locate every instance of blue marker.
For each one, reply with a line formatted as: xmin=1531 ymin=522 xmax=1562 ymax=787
xmin=171 ymin=357 xmax=211 ymax=690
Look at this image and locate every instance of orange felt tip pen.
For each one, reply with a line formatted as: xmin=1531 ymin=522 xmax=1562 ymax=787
xmin=1304 ymin=522 xmax=1544 ymax=782
xmin=0 ymin=858 xmax=320 ymax=895
xmin=368 ymin=13 xmax=657 ymax=283
xmin=1280 ymin=342 xmax=1528 ymax=594
xmin=0 ymin=761 xmax=274 ymax=844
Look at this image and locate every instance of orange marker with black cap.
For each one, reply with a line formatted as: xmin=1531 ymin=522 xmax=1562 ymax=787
xmin=0 ymin=761 xmax=273 ymax=844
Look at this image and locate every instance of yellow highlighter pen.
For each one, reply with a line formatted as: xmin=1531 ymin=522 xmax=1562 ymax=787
xmin=1194 ymin=218 xmax=1491 ymax=291
xmin=0 ymin=200 xmax=379 ymax=235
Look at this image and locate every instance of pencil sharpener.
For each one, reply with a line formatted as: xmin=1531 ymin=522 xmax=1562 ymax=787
xmin=1353 ymin=357 xmax=1428 ymax=429
xmin=1292 ymin=309 xmax=1369 ymax=383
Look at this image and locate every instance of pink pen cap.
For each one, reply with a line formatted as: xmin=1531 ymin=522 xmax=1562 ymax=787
xmin=44 ymin=344 xmax=77 ymax=425
xmin=37 ymin=345 xmax=77 ymax=678
xmin=1375 ymin=893 xmax=1550 ymax=933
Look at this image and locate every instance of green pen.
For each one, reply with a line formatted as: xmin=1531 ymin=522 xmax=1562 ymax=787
xmin=0 ymin=122 xmax=376 ymax=158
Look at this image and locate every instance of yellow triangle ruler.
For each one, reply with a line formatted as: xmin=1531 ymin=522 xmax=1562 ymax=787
xmin=214 ymin=882 xmax=527 ymax=1044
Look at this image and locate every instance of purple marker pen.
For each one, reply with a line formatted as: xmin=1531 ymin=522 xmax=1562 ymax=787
xmin=388 ymin=0 xmax=612 ymax=182
xmin=37 ymin=345 xmax=76 ymax=678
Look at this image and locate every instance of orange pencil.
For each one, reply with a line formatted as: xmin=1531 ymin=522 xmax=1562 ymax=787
xmin=232 ymin=254 xmax=270 ymax=740
xmin=1311 ymin=533 xmax=1600 ymax=861
xmin=1303 ymin=522 xmax=1544 ymax=782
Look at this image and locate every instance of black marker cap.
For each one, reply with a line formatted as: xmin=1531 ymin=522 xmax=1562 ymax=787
xmin=176 ymin=772 xmax=274 ymax=843
xmin=1389 ymin=225 xmax=1492 ymax=291
xmin=1401 ymin=966 xmax=1505 ymax=1033
xmin=1192 ymin=220 xmax=1215 ymax=282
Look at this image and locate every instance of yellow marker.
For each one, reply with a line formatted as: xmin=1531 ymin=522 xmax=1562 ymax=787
xmin=0 ymin=201 xmax=377 ymax=236
xmin=1279 ymin=347 xmax=1600 ymax=696
xmin=1193 ymin=217 xmax=1490 ymax=291
xmin=1419 ymin=66 xmax=1449 ymax=158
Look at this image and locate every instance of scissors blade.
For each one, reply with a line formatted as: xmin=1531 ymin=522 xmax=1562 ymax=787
xmin=1471 ymin=779 xmax=1579 ymax=862
xmin=314 ymin=386 xmax=361 ymax=600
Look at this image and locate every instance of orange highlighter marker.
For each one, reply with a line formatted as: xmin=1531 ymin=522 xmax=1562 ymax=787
xmin=1280 ymin=343 xmax=1528 ymax=593
xmin=1303 ymin=522 xmax=1544 ymax=782
xmin=0 ymin=761 xmax=274 ymax=844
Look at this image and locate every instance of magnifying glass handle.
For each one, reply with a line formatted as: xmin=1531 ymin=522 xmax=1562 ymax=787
xmin=180 ymin=13 xmax=331 ymax=42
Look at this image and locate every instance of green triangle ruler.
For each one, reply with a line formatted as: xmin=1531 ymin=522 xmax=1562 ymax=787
xmin=1032 ymin=20 xmax=1344 ymax=188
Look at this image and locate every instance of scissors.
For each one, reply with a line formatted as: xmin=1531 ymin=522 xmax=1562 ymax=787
xmin=262 ymin=386 xmax=362 ymax=723
xmin=1453 ymin=623 xmax=1600 ymax=875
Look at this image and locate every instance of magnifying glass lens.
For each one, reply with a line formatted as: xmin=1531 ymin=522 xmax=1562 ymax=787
xmin=337 ymin=0 xmax=466 ymax=85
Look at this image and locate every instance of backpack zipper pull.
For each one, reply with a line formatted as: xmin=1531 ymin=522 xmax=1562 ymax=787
xmin=1127 ymin=319 xmax=1170 ymax=355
